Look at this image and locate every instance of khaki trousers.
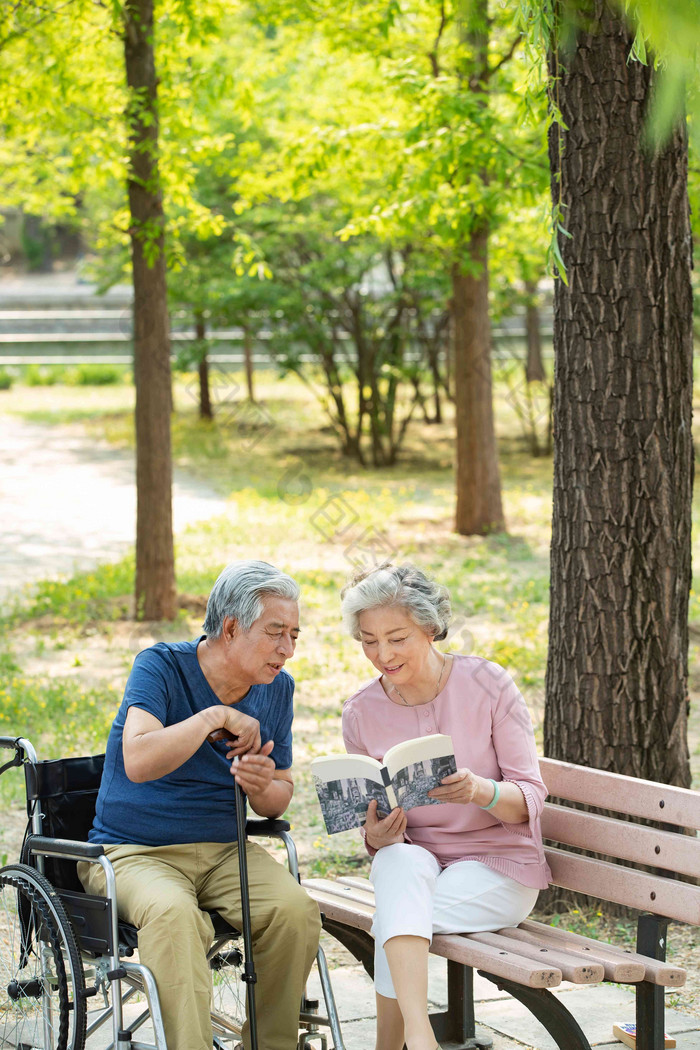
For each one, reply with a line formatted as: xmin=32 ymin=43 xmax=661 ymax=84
xmin=78 ymin=841 xmax=321 ymax=1050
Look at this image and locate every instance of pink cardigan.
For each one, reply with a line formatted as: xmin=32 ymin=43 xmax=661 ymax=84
xmin=342 ymin=654 xmax=552 ymax=890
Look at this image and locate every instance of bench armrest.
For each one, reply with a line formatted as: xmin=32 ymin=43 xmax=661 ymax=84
xmin=29 ymin=835 xmax=105 ymax=861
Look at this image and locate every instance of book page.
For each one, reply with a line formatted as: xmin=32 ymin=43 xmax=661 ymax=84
xmin=311 ymin=754 xmax=384 ymax=782
xmin=383 ymin=734 xmax=456 ymax=812
xmin=311 ymin=754 xmax=392 ymax=834
xmin=383 ymin=734 xmax=454 ymax=777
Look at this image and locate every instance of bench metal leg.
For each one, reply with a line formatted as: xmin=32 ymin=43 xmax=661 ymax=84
xmin=428 ymin=962 xmax=493 ymax=1049
xmin=636 ymin=914 xmax=669 ymax=1050
xmin=478 ymin=972 xmax=592 ymax=1050
xmin=322 ymin=918 xmax=375 ymax=978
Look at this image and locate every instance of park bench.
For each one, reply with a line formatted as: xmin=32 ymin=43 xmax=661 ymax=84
xmin=303 ymin=758 xmax=700 ymax=1050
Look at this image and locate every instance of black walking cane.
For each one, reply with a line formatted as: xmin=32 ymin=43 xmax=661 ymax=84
xmin=234 ymin=774 xmax=259 ymax=1050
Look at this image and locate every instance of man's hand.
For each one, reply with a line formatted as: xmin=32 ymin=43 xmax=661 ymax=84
xmin=364 ymin=799 xmax=407 ymax=850
xmin=208 ymin=709 xmax=261 ymax=756
xmin=230 ymin=739 xmax=275 ymax=795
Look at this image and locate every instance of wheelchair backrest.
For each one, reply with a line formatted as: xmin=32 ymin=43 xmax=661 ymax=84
xmin=24 ymin=753 xmax=105 ymax=892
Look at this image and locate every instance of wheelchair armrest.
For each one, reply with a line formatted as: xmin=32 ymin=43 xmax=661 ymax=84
xmin=29 ymin=835 xmax=105 ymax=861
xmin=246 ymin=818 xmax=291 ymax=836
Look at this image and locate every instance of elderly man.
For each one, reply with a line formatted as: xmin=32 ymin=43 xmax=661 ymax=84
xmin=78 ymin=560 xmax=321 ymax=1050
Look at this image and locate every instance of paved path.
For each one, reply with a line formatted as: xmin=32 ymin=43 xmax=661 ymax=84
xmin=0 ymin=413 xmax=229 ymax=600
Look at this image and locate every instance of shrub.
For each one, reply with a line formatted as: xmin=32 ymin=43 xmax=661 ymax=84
xmin=24 ymin=364 xmax=61 ymax=386
xmin=0 ymin=368 xmax=13 ymax=391
xmin=65 ymin=363 xmax=126 ymax=386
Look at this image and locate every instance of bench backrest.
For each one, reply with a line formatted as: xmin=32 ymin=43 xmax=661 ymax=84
xmin=538 ymin=758 xmax=700 ymax=925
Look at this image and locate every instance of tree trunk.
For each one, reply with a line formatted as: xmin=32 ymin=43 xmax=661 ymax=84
xmin=195 ymin=312 xmax=212 ymax=420
xmin=524 ymin=281 xmax=546 ymax=383
xmin=453 ymin=228 xmax=505 ymax=535
xmin=453 ymin=0 xmax=505 ymax=536
xmin=428 ymin=342 xmax=443 ymax=424
xmin=242 ymin=322 xmax=255 ymax=402
xmin=544 ymin=0 xmax=693 ymax=786
xmin=124 ymin=0 xmax=177 ymax=621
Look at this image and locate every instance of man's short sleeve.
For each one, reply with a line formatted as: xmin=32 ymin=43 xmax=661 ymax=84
xmin=269 ymin=672 xmax=294 ymax=770
xmin=123 ymin=649 xmax=172 ymax=725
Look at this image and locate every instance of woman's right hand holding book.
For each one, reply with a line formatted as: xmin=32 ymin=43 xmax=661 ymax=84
xmin=364 ymin=799 xmax=407 ymax=849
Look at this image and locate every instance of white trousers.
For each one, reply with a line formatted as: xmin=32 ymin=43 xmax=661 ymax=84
xmin=370 ymin=843 xmax=540 ymax=998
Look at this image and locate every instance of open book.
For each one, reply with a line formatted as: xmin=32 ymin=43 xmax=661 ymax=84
xmin=311 ymin=734 xmax=457 ymax=835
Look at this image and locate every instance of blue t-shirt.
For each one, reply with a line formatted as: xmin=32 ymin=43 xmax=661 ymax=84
xmin=89 ymin=638 xmax=294 ymax=846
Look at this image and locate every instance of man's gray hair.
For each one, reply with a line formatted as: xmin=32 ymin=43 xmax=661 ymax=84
xmin=203 ymin=560 xmax=300 ymax=638
xmin=341 ymin=563 xmax=451 ymax=641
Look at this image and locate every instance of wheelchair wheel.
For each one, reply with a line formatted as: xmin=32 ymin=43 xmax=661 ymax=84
xmin=0 ymin=864 xmax=86 ymax=1050
xmin=208 ymin=936 xmax=246 ymax=1047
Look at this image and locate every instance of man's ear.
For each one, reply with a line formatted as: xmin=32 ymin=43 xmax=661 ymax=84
xmin=223 ymin=616 xmax=238 ymax=641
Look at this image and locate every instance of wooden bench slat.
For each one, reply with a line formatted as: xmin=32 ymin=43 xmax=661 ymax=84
xmin=518 ymin=920 xmax=686 ymax=987
xmin=307 ymin=877 xmax=375 ymax=908
xmin=336 ymin=876 xmax=375 ymax=891
xmin=430 ymin=933 xmax=562 ymax=988
xmin=304 ymin=876 xmax=685 ymax=986
xmin=497 ymin=923 xmax=645 ymax=982
xmin=465 ymin=930 xmax=604 ymax=983
xmin=545 ymin=846 xmax=700 ymax=925
xmin=542 ymin=803 xmax=700 ymax=878
xmin=540 ymin=758 xmax=700 ymax=831
xmin=303 ymin=880 xmax=563 ymax=988
xmin=303 ymin=887 xmax=374 ymax=928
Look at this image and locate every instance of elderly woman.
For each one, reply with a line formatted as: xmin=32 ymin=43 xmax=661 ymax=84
xmin=79 ymin=560 xmax=321 ymax=1050
xmin=341 ymin=563 xmax=551 ymax=1050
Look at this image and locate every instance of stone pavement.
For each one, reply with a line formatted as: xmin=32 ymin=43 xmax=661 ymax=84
xmin=94 ymin=946 xmax=700 ymax=1050
xmin=0 ymin=413 xmax=229 ymax=601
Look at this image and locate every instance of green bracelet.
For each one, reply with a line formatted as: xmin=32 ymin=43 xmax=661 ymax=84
xmin=480 ymin=779 xmax=500 ymax=810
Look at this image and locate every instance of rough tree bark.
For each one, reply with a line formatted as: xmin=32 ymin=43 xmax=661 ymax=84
xmin=453 ymin=232 xmax=505 ymax=534
xmin=453 ymin=0 xmax=505 ymax=535
xmin=124 ymin=0 xmax=177 ymax=620
xmin=544 ymin=0 xmax=693 ymax=786
xmin=524 ymin=280 xmax=546 ymax=384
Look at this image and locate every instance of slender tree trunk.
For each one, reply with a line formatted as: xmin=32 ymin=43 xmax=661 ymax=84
xmin=453 ymin=0 xmax=505 ymax=536
xmin=428 ymin=343 xmax=443 ymax=424
xmin=242 ymin=322 xmax=255 ymax=402
xmin=544 ymin=0 xmax=693 ymax=785
xmin=124 ymin=0 xmax=176 ymax=621
xmin=453 ymin=230 xmax=505 ymax=534
xmin=194 ymin=312 xmax=212 ymax=420
xmin=524 ymin=281 xmax=546 ymax=383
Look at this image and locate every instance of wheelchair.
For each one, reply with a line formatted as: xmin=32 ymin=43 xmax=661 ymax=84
xmin=0 ymin=736 xmax=345 ymax=1050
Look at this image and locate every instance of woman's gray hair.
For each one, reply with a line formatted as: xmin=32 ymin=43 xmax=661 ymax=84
xmin=341 ymin=563 xmax=451 ymax=642
xmin=203 ymin=560 xmax=300 ymax=638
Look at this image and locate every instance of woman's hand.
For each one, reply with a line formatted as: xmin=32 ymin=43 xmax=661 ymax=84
xmin=364 ymin=799 xmax=407 ymax=849
xmin=430 ymin=770 xmax=530 ymax=822
xmin=208 ymin=709 xmax=262 ymax=756
xmin=428 ymin=767 xmax=484 ymax=805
